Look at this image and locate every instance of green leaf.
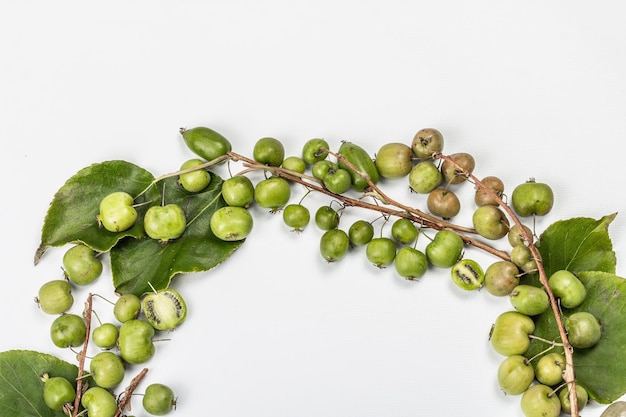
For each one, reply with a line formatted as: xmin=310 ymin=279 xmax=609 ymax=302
xmin=111 ymin=174 xmax=243 ymax=296
xmin=526 ymin=272 xmax=626 ymax=403
xmin=35 ymin=160 xmax=160 ymax=263
xmin=535 ymin=213 xmax=617 ymax=277
xmin=0 ymin=350 xmax=79 ymax=416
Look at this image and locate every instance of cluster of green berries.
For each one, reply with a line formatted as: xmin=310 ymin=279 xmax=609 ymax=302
xmin=33 ymin=127 xmax=249 ymax=416
xmin=36 ymin=244 xmax=185 ymax=416
xmin=95 ymin=127 xmax=236 ymax=244
xmin=491 ymin=271 xmax=599 ymax=417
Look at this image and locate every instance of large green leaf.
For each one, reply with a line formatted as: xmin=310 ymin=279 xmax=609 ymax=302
xmin=35 ymin=160 xmax=160 ymax=263
xmin=572 ymin=272 xmax=626 ymax=402
xmin=0 ymin=350 xmax=80 ymax=417
xmin=111 ymin=174 xmax=243 ymax=296
xmin=535 ymin=213 xmax=617 ymax=277
xmin=526 ymin=272 xmax=626 ymax=403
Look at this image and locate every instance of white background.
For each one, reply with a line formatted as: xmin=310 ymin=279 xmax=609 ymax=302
xmin=1 ymin=1 xmax=625 ymax=416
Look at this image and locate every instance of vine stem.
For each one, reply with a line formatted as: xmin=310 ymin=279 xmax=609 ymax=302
xmin=434 ymin=152 xmax=579 ymax=417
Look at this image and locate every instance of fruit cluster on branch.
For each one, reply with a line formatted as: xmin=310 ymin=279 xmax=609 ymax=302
xmin=21 ymin=125 xmax=625 ymax=417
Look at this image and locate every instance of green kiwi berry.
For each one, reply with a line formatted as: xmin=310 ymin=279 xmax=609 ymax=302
xmin=440 ymin=152 xmax=475 ymax=185
xmin=507 ymin=223 xmax=534 ymax=247
xmin=375 ymin=142 xmax=413 ymax=179
xmin=143 ymin=383 xmax=176 ymax=415
xmin=118 ymin=319 xmax=155 ymax=364
xmin=114 ymin=293 xmax=142 ymax=323
xmin=282 ymin=204 xmax=311 ymax=232
xmin=92 ymin=323 xmax=119 ymax=349
xmin=510 ymin=244 xmax=537 ymax=273
xmin=97 ymin=191 xmax=138 ymax=233
xmin=450 ymin=259 xmax=484 ymax=290
xmin=312 ymin=160 xmax=338 ymax=180
xmin=511 ymin=179 xmax=554 ymax=217
xmin=391 ymin=218 xmax=418 ymax=245
xmin=89 ymin=351 xmax=125 ymax=389
xmin=178 ymin=158 xmax=211 ymax=193
xmin=221 ymin=175 xmax=255 ymax=208
xmin=315 ymin=205 xmax=340 ymax=230
xmin=559 ymin=384 xmax=588 ymax=415
xmin=62 ymin=244 xmax=103 ymax=286
xmin=323 ymin=167 xmax=352 ymax=194
xmin=210 ymin=206 xmax=254 ymax=241
xmin=180 ymin=126 xmax=232 ymax=162
xmin=535 ymin=352 xmax=566 ymax=386
xmin=144 ymin=204 xmax=187 ymax=243
xmin=254 ymin=177 xmax=291 ymax=210
xmin=427 ymin=188 xmax=461 ymax=219
xmin=41 ymin=374 xmax=76 ymax=412
xmin=81 ymin=386 xmax=118 ymax=417
xmin=320 ymin=229 xmax=350 ymax=262
xmin=474 ymin=176 xmax=504 ymax=207
xmin=141 ymin=288 xmax=188 ymax=331
xmin=365 ymin=237 xmax=397 ymax=268
xmin=565 ymin=311 xmax=602 ymax=349
xmin=253 ymin=137 xmax=285 ymax=166
xmin=489 ymin=311 xmax=535 ymax=356
xmin=520 ymin=384 xmax=562 ymax=417
xmin=472 ymin=205 xmax=510 ymax=240
xmin=408 ymin=161 xmax=442 ymax=194
xmin=425 ymin=230 xmax=464 ymax=268
xmin=281 ymin=156 xmax=306 ymax=173
xmin=337 ymin=141 xmax=379 ymax=191
xmin=394 ymin=246 xmax=427 ymax=280
xmin=411 ymin=128 xmax=444 ymax=159
xmin=509 ymin=284 xmax=550 ymax=316
xmin=302 ymin=138 xmax=330 ymax=165
xmin=37 ymin=280 xmax=74 ymax=315
xmin=497 ymin=355 xmax=534 ymax=395
xmin=348 ymin=220 xmax=374 ymax=246
xmin=50 ymin=313 xmax=87 ymax=348
xmin=484 ymin=261 xmax=520 ymax=297
xmin=548 ymin=270 xmax=587 ymax=309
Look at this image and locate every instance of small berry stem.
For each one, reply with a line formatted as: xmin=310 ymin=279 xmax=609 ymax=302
xmin=90 ymin=293 xmax=116 ymax=306
xmin=527 ymin=334 xmax=563 ymax=349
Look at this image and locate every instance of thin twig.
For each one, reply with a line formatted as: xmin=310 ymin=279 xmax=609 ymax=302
xmin=114 ymin=368 xmax=149 ymax=417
